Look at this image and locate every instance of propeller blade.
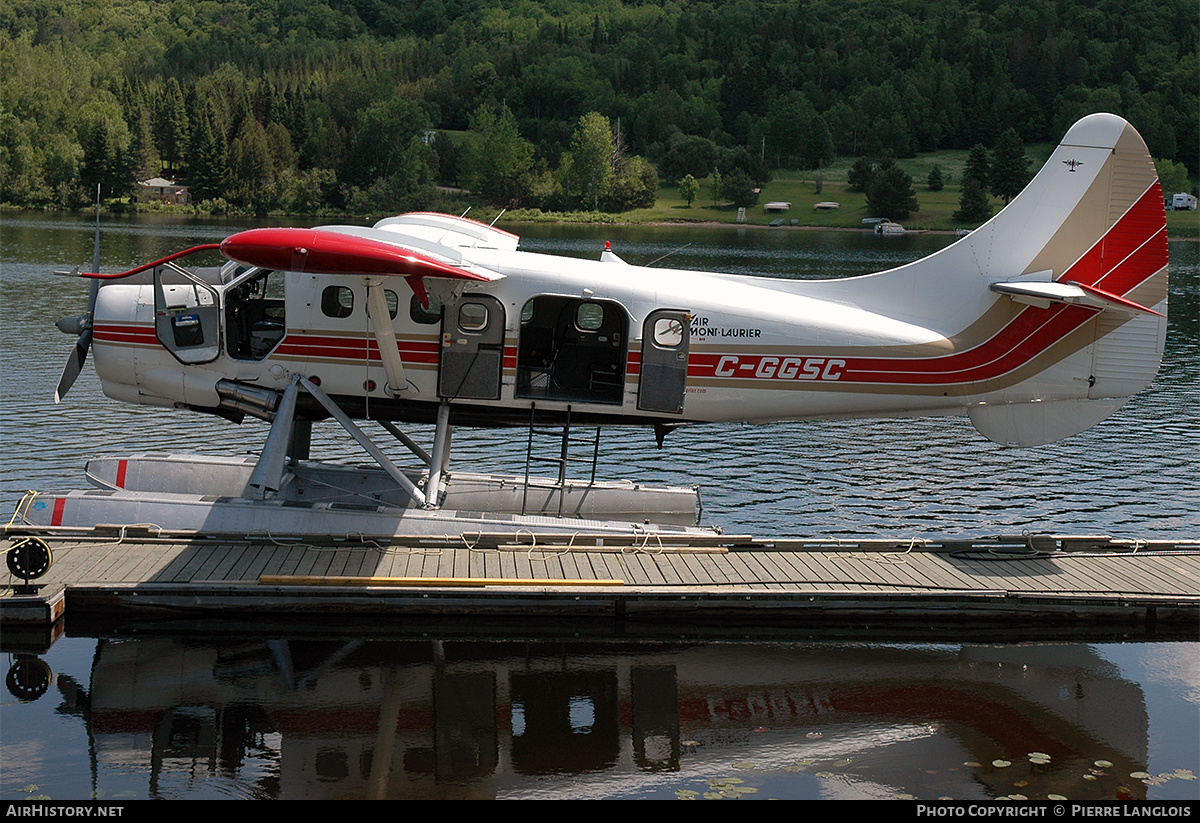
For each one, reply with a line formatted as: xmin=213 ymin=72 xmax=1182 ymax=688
xmin=54 ymin=328 xmax=92 ymax=404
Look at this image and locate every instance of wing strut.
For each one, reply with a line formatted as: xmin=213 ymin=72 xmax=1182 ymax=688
xmin=365 ymin=278 xmax=414 ymax=397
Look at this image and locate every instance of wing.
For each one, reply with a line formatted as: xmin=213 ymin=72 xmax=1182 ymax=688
xmin=220 ymin=225 xmax=503 ymax=308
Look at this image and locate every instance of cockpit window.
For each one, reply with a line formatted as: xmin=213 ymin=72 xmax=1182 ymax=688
xmin=225 ymin=269 xmax=287 ymax=360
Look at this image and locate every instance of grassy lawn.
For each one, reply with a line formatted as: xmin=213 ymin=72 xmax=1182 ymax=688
xmin=489 ymin=142 xmax=1199 ymax=238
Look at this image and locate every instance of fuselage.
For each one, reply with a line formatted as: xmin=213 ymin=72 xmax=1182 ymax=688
xmin=84 ymin=113 xmax=1169 ymax=443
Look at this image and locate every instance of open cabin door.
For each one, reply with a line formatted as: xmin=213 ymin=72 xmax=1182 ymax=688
xmin=439 ymin=294 xmax=505 ymax=400
xmin=638 ymin=310 xmax=689 ymax=414
xmin=153 ymin=266 xmax=221 ymax=364
xmin=515 ymin=296 xmax=628 ymax=405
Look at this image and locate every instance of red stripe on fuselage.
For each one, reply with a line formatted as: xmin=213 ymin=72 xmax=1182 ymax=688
xmin=92 ymin=324 xmax=159 ymax=345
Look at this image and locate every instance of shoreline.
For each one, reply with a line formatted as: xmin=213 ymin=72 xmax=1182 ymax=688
xmin=3 ymin=206 xmax=1196 ymax=239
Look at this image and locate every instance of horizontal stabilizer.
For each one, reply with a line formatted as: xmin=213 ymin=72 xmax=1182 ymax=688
xmin=989 ymin=280 xmax=1164 ymax=316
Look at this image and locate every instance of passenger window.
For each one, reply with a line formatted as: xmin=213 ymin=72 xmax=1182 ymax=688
xmin=576 ymin=302 xmax=604 ymax=331
xmin=384 ymin=289 xmax=399 ymax=319
xmin=410 ymin=293 xmax=442 ymax=324
xmin=321 ymin=285 xmax=354 ymax=318
xmin=459 ymin=302 xmax=488 ymax=331
xmin=653 ymin=317 xmax=684 ymax=348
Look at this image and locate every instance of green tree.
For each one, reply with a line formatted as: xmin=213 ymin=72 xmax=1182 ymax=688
xmin=79 ymin=100 xmax=133 ymax=200
xmin=156 ymin=78 xmax=190 ymax=175
xmin=962 ymin=144 xmax=991 ymax=192
xmin=466 ymin=105 xmax=534 ymax=206
xmin=719 ymin=167 xmax=758 ymax=208
xmin=678 ymin=173 xmax=699 ymax=207
xmin=601 ymin=154 xmax=658 ymax=211
xmin=230 ymin=117 xmax=275 ymax=215
xmin=570 ymin=112 xmax=615 ymax=209
xmin=867 ymin=161 xmax=919 ymax=220
xmin=847 ymin=156 xmax=876 ymax=192
xmin=955 ymin=143 xmax=993 ymax=222
xmin=188 ymin=104 xmax=229 ymax=203
xmin=1155 ymin=158 xmax=1191 ymax=198
xmin=799 ymin=115 xmax=835 ymax=171
xmin=927 ymin=165 xmax=944 ymax=192
xmin=990 ymin=128 xmax=1030 ymax=204
xmin=954 ymin=178 xmax=993 ymax=223
xmin=129 ymin=107 xmax=161 ymax=183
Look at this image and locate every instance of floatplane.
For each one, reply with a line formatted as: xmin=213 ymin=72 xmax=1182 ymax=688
xmin=20 ymin=113 xmax=1169 ymax=546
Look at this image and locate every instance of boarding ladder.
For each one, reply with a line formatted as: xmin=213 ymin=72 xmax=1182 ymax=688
xmin=522 ymin=403 xmax=601 ymax=517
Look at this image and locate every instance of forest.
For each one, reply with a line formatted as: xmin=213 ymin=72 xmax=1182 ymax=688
xmin=1 ymin=0 xmax=1196 ymax=216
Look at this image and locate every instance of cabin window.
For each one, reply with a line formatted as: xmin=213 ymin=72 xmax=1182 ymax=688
xmin=652 ymin=316 xmax=685 ymax=348
xmin=410 ymin=292 xmax=442 ymax=325
xmin=321 ymin=285 xmax=354 ymax=318
xmin=575 ymin=302 xmax=605 ymax=331
xmin=384 ymin=289 xmax=399 ymax=319
xmin=458 ymin=302 xmax=488 ymax=332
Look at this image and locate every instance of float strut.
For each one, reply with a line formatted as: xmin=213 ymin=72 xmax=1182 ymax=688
xmin=247 ymin=375 xmax=300 ymax=497
xmin=424 ymin=401 xmax=452 ymax=509
xmin=298 ymin=376 xmax=428 ymax=507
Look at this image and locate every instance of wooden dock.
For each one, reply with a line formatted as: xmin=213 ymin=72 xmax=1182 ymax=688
xmin=3 ymin=526 xmax=1197 ymax=635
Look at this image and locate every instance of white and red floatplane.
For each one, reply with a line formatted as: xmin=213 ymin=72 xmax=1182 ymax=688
xmin=25 ymin=113 xmax=1169 ymax=541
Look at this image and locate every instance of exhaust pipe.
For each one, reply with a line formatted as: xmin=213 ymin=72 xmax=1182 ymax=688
xmin=217 ymin=379 xmax=282 ymax=420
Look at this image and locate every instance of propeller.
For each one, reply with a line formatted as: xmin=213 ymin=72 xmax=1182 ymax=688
xmin=53 ymin=278 xmax=97 ymax=404
xmin=54 ymin=187 xmax=101 ymax=404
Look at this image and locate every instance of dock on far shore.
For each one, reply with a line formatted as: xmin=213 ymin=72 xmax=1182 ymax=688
xmin=3 ymin=526 xmax=1197 ymax=639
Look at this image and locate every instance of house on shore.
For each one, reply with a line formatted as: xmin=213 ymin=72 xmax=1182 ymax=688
xmin=136 ymin=177 xmax=191 ymax=205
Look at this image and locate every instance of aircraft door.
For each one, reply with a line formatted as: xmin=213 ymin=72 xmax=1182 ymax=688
xmin=152 ymin=267 xmax=221 ymax=364
xmin=638 ymin=310 xmax=690 ymax=414
xmin=439 ymin=295 xmax=505 ymax=400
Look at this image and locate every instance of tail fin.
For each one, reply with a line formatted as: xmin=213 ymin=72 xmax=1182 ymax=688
xmin=963 ymin=113 xmax=1169 ymax=446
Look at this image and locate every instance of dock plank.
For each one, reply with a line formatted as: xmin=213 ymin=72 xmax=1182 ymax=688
xmin=4 ymin=530 xmax=1197 ymax=628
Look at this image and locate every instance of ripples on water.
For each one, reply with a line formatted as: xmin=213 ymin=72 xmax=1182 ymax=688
xmin=1 ymin=215 xmax=1196 ymax=538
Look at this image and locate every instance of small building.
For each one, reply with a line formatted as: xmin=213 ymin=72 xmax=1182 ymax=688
xmin=136 ymin=177 xmax=191 ymax=205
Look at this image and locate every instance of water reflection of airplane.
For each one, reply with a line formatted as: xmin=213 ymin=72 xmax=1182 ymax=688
xmin=32 ymin=113 xmax=1168 ymax=539
xmin=62 ymin=637 xmax=1148 ymax=800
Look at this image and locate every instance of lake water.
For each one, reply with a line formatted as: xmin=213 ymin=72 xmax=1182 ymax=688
xmin=0 ymin=212 xmax=1196 ymax=801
